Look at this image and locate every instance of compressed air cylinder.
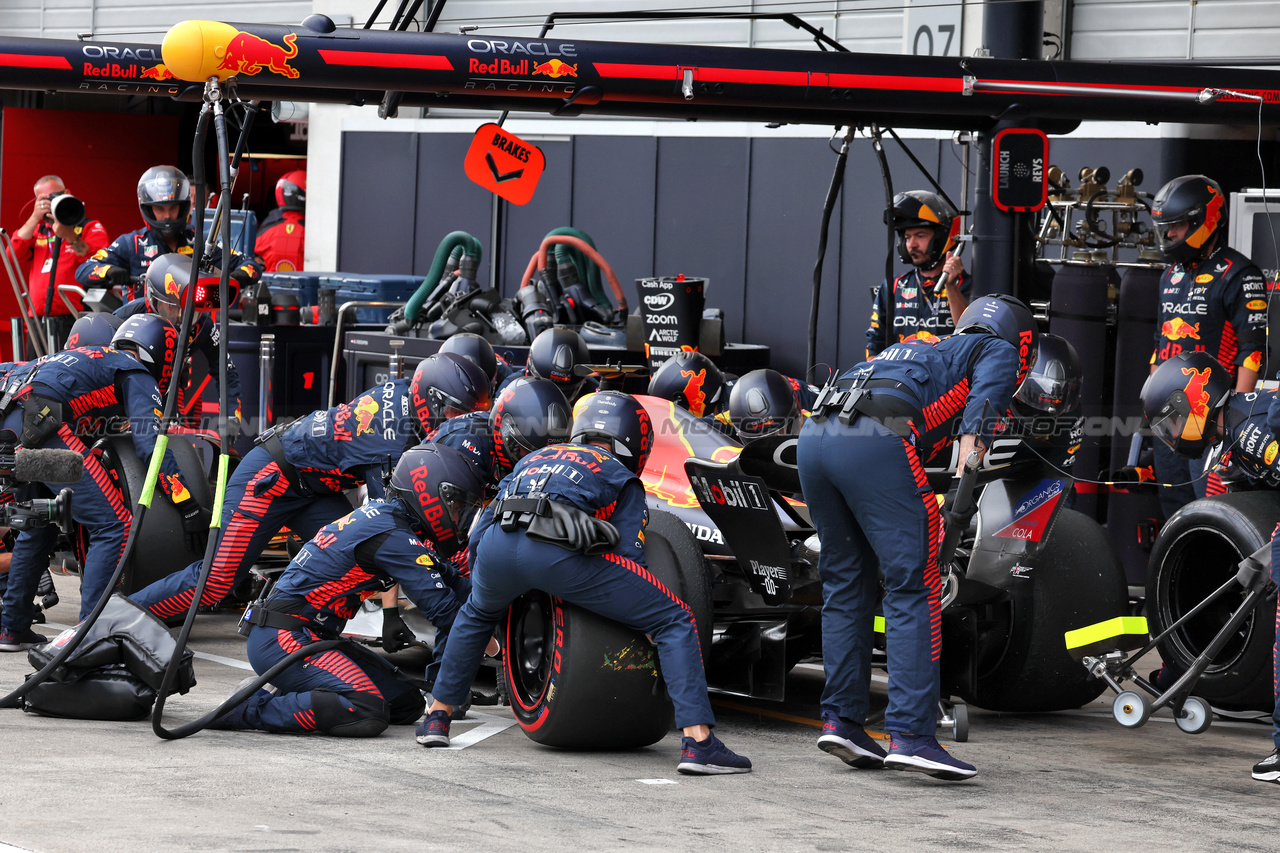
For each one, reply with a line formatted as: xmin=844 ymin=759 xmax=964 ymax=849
xmin=1106 ymin=265 xmax=1165 ymax=586
xmin=1048 ymin=263 xmax=1115 ymax=521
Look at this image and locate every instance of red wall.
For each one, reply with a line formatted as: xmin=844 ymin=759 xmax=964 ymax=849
xmin=1 ymin=107 xmax=179 ymax=359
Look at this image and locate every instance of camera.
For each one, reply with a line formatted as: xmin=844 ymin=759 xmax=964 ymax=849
xmin=1 ymin=488 xmax=74 ymax=533
xmin=47 ymin=191 xmax=86 ymax=227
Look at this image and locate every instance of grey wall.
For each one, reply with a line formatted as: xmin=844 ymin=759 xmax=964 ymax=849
xmin=338 ymin=130 xmax=1164 ymax=378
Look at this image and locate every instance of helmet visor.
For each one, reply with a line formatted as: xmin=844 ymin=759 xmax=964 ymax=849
xmin=1015 ymin=372 xmax=1081 ymax=415
xmin=1149 ymin=389 xmax=1210 ymax=450
xmin=439 ymin=482 xmax=483 ymax=538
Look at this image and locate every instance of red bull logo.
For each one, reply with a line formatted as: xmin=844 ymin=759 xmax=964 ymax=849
xmin=680 ymin=368 xmax=708 ymax=417
xmin=353 ymin=395 xmax=379 ymax=436
xmin=215 ymin=32 xmax=299 ymax=79
xmin=1161 ymin=317 xmax=1201 ymax=341
xmin=163 ymin=272 xmax=180 ymax=298
xmin=532 ymin=59 xmax=578 ymax=78
xmin=141 ymin=64 xmax=176 ymax=80
xmin=162 ymin=473 xmax=191 ymax=504
xmin=1181 ymin=365 xmax=1213 ymax=440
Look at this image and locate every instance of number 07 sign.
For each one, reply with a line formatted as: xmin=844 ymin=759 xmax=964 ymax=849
xmin=903 ymin=0 xmax=962 ymax=57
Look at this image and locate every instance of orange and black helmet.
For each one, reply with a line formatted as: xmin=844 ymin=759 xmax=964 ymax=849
xmin=886 ymin=190 xmax=960 ymax=269
xmin=1141 ymin=351 xmax=1233 ymax=458
xmin=648 ymin=350 xmax=725 ymax=418
xmin=1150 ymin=175 xmax=1225 ymax=264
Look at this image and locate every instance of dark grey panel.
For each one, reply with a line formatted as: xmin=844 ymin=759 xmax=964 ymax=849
xmin=339 ymin=132 xmax=418 ymax=274
xmin=653 ymin=138 xmax=751 ymax=345
xmin=1044 ymin=138 xmax=1164 ymax=195
xmin=571 ymin=135 xmax=658 ymax=307
xmin=744 ymin=137 xmax=844 ymax=381
xmin=500 ymin=139 xmax=573 ymax=295
xmin=414 ymin=133 xmax=494 ymax=281
xmin=837 ymin=139 xmax=942 ymax=371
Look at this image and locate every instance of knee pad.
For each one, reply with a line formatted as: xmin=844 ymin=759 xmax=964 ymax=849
xmin=310 ymin=689 xmax=390 ymax=738
xmin=387 ymin=689 xmax=427 ymax=726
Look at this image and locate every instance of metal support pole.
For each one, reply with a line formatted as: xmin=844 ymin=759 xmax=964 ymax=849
xmin=388 ymin=338 xmax=405 ymax=380
xmin=258 ymin=333 xmax=275 ymax=433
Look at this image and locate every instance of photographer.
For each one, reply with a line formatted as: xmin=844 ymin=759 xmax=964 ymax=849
xmin=8 ymin=175 xmax=109 ymax=348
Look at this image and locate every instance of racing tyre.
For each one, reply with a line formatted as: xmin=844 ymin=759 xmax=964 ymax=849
xmin=1145 ymin=492 xmax=1280 ymax=711
xmin=502 ymin=510 xmax=712 ymax=748
xmin=969 ymin=509 xmax=1127 ymax=712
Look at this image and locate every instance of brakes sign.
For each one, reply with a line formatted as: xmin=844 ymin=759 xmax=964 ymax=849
xmin=464 ymin=123 xmax=545 ymax=205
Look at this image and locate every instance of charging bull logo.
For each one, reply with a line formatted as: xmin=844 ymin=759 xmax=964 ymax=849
xmin=1187 ymin=187 xmax=1225 ymax=250
xmin=353 ymin=395 xmax=379 ymax=436
xmin=532 ymin=59 xmax=578 ymax=78
xmin=680 ymin=369 xmax=708 ymax=417
xmin=161 ymin=473 xmax=191 ymax=504
xmin=163 ymin=272 xmax=180 ymax=298
xmin=215 ymin=32 xmax=300 ymax=79
xmin=1181 ymin=366 xmax=1213 ymax=440
xmin=1161 ymin=317 xmax=1201 ymax=341
xmin=141 ymin=64 xmax=176 ymax=81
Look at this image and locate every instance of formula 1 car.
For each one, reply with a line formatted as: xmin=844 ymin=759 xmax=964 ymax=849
xmin=501 ymin=397 xmax=1129 ymax=748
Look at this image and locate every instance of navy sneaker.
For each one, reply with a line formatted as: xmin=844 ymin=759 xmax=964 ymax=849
xmin=416 ymin=709 xmax=451 ymax=747
xmin=1253 ymin=748 xmax=1280 ymax=783
xmin=817 ymin=710 xmax=886 ymax=769
xmin=884 ymin=732 xmax=977 ymax=780
xmin=677 ymin=733 xmax=752 ymax=775
xmin=0 ymin=628 xmax=48 ymax=652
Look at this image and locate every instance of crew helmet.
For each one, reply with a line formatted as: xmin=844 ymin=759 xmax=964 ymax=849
xmin=648 ymin=350 xmax=725 ymax=418
xmin=887 ymin=190 xmax=960 ymax=269
xmin=490 ymin=377 xmax=572 ymax=475
xmin=1012 ymin=334 xmax=1083 ymax=422
xmin=276 ymin=170 xmax=307 ymax=211
xmin=1150 ymin=175 xmax=1226 ymax=265
xmin=410 ymin=352 xmax=492 ymax=435
xmin=137 ymin=166 xmax=191 ymax=239
xmin=527 ymin=327 xmax=591 ymax=400
xmin=728 ymin=369 xmax=800 ymax=441
xmin=955 ymin=294 xmax=1040 ymax=386
xmin=569 ymin=391 xmax=653 ymax=474
xmin=65 ymin=313 xmax=124 ymax=350
xmin=389 ymin=443 xmax=486 ymax=559
xmin=112 ymin=314 xmax=178 ymax=394
xmin=1141 ymin=351 xmax=1233 ymax=458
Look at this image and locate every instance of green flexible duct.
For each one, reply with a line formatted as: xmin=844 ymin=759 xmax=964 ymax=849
xmin=404 ymin=231 xmax=482 ymax=325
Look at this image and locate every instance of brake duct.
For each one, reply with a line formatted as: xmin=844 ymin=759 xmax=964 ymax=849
xmin=2 ymin=19 xmax=1280 ymax=130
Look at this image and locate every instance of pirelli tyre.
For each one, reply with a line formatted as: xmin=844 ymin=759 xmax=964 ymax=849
xmin=1146 ymin=492 xmax=1280 ymax=711
xmin=94 ymin=434 xmax=215 ymax=595
xmin=969 ymin=509 xmax=1128 ymax=712
xmin=502 ymin=510 xmax=712 ymax=749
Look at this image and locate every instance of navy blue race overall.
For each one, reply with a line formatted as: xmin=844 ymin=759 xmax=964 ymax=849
xmin=75 ymin=225 xmax=262 ymax=301
xmin=866 ymin=269 xmax=973 ymax=359
xmin=430 ymin=411 xmax=506 ymax=490
xmin=132 ymin=379 xmax=421 ymax=619
xmin=431 ymin=443 xmax=716 ymax=728
xmin=0 ymin=347 xmax=195 ymax=625
xmin=241 ymin=498 xmax=467 ymax=733
xmin=797 ymin=333 xmax=1018 ymax=736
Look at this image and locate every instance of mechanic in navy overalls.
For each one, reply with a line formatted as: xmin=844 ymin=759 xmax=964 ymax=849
xmin=1139 ymin=350 xmax=1280 ymax=784
xmin=115 ymin=253 xmax=242 ymax=432
xmin=130 ymin=351 xmax=491 ymax=621
xmin=208 ymin=444 xmax=489 ymax=736
xmin=1148 ymin=175 xmax=1267 ymax=518
xmin=865 ymin=190 xmax=971 ymax=360
xmin=74 ymin=166 xmax=261 ymax=301
xmin=799 ymin=295 xmax=1035 ymax=781
xmin=0 ymin=316 xmax=200 ymax=649
xmin=430 ymin=376 xmax=571 ymax=493
xmin=417 ymin=391 xmax=752 ymax=775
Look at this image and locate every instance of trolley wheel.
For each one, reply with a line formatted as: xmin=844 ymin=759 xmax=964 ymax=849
xmin=1113 ymin=691 xmax=1150 ymax=728
xmin=1175 ymin=695 xmax=1212 ymax=735
xmin=952 ymin=702 xmax=969 ymax=743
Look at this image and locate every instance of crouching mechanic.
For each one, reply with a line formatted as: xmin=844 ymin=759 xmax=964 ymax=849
xmin=798 ymin=295 xmax=1036 ymax=780
xmin=0 ymin=315 xmax=201 ymax=648
xmin=130 ymin=350 xmax=490 ymax=621
xmin=417 ymin=391 xmax=751 ymax=775
xmin=209 ymin=444 xmax=492 ymax=735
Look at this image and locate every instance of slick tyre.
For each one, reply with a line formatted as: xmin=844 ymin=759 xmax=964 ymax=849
xmin=502 ymin=510 xmax=712 ymax=749
xmin=98 ymin=435 xmax=214 ymax=594
xmin=969 ymin=509 xmax=1127 ymax=712
xmin=1146 ymin=492 xmax=1280 ymax=711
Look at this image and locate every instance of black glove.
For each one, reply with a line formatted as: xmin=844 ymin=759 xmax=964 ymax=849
xmin=230 ymin=266 xmax=257 ymax=290
xmin=525 ymin=500 xmax=622 ymax=556
xmin=100 ymin=265 xmax=130 ymax=288
xmin=1109 ymin=465 xmax=1156 ymax=484
xmin=176 ymin=499 xmax=211 ymax=552
xmin=381 ymin=606 xmax=417 ymax=653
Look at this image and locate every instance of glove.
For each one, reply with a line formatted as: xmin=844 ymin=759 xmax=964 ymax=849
xmin=525 ymin=500 xmax=622 ymax=556
xmin=96 ymin=265 xmax=130 ymax=288
xmin=1109 ymin=465 xmax=1155 ymax=484
xmin=381 ymin=606 xmax=417 ymax=653
xmin=230 ymin=266 xmax=257 ymax=290
xmin=176 ymin=499 xmax=211 ymax=552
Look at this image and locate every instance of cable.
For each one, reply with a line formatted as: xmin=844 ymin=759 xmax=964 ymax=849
xmin=808 ymin=126 xmax=854 ymax=376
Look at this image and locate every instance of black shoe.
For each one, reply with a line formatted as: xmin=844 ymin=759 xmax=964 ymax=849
xmin=1253 ymin=748 xmax=1280 ymax=783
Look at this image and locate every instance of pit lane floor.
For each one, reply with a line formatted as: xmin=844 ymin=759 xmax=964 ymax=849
xmin=0 ymin=585 xmax=1275 ymax=853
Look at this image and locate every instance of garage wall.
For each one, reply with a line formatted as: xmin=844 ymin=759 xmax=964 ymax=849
xmin=1070 ymin=0 xmax=1280 ymax=61
xmin=7 ymin=0 xmax=317 ymax=40
xmin=338 ymin=128 xmax=1163 ymax=379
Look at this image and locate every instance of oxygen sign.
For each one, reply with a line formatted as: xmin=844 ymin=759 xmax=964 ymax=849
xmin=991 ymin=128 xmax=1048 ymax=213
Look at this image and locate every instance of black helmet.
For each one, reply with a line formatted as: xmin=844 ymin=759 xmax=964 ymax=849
xmin=527 ymin=327 xmax=590 ymax=400
xmin=1012 ymin=334 xmax=1083 ymax=422
xmin=143 ymin=253 xmax=225 ymax=324
xmin=439 ymin=333 xmax=498 ymax=387
xmin=887 ymin=190 xmax=960 ymax=269
xmin=955 ymin=294 xmax=1039 ymax=386
xmin=112 ymin=314 xmax=178 ymax=394
xmin=648 ymin=350 xmax=725 ymax=418
xmin=389 ymin=443 xmax=486 ymax=559
xmin=569 ymin=391 xmax=653 ymax=474
xmin=1150 ymin=175 xmax=1226 ymax=265
xmin=65 ymin=313 xmax=124 ymax=350
xmin=490 ymin=377 xmax=572 ymax=474
xmin=728 ymin=369 xmax=799 ymax=441
xmin=275 ymin=170 xmax=306 ymax=211
xmin=410 ymin=352 xmax=492 ymax=434
xmin=1141 ymin=351 xmax=1233 ymax=458
xmin=137 ymin=166 xmax=191 ymax=239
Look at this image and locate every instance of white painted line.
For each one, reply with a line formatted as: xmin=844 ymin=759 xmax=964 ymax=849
xmin=0 ymin=841 xmax=42 ymax=853
xmin=637 ymin=779 xmax=678 ymax=785
xmin=442 ymin=709 xmax=518 ymax=750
